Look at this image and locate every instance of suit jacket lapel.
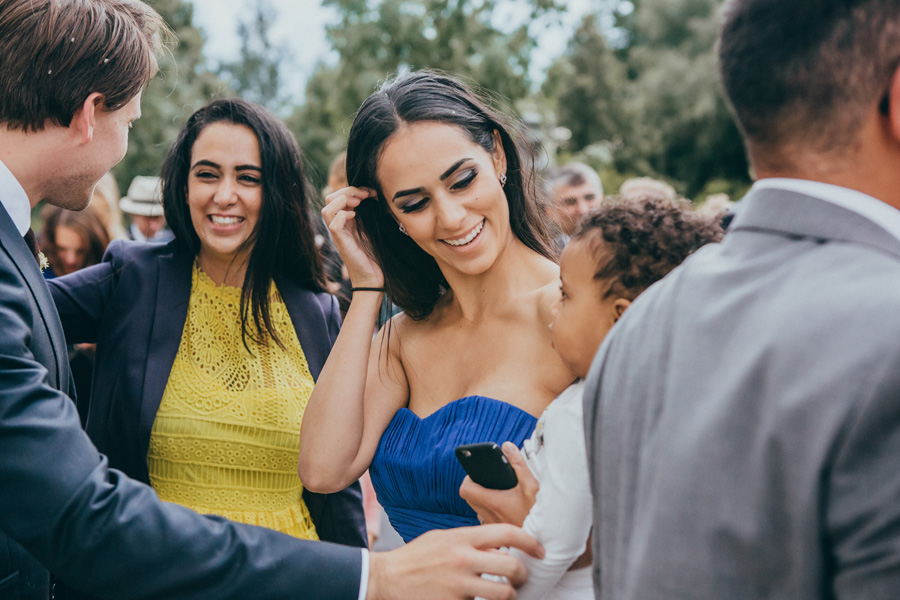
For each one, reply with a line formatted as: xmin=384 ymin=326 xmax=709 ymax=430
xmin=0 ymin=202 xmax=69 ymax=391
xmin=276 ymin=275 xmax=330 ymax=380
xmin=138 ymin=249 xmax=193 ymax=466
xmin=730 ymin=188 xmax=900 ymax=261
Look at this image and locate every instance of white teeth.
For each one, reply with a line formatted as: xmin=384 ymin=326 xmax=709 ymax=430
xmin=443 ymin=220 xmax=484 ymax=247
xmin=210 ymin=216 xmax=243 ymax=225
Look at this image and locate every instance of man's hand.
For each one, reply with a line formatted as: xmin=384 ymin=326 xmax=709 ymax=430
xmin=459 ymin=442 xmax=539 ymax=527
xmin=366 ymin=524 xmax=544 ymax=600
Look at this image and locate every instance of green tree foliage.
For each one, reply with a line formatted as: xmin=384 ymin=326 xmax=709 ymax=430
xmin=116 ymin=0 xmax=230 ymax=192
xmin=288 ymin=0 xmax=563 ymax=195
xmin=624 ymin=0 xmax=748 ymax=197
xmin=546 ymin=0 xmax=750 ymax=199
xmin=217 ymin=0 xmax=289 ymax=114
xmin=541 ymin=15 xmax=627 ymax=163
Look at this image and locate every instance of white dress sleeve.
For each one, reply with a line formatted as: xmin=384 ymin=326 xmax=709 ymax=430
xmin=511 ymin=382 xmax=593 ymax=600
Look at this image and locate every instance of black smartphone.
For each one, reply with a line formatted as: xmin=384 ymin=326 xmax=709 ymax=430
xmin=455 ymin=442 xmax=518 ymax=490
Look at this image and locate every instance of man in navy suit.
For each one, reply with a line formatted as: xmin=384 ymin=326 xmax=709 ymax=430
xmin=0 ymin=1 xmax=540 ymax=599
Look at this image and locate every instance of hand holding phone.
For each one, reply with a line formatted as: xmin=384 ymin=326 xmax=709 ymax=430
xmin=455 ymin=442 xmax=519 ymax=490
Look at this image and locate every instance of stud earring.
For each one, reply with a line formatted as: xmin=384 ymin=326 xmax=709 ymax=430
xmin=499 ymin=173 xmax=507 ymax=187
xmin=399 ymin=223 xmax=408 ymax=235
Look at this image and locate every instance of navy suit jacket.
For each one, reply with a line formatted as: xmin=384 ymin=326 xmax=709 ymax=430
xmin=48 ymin=239 xmax=366 ymax=548
xmin=0 ymin=203 xmax=363 ymax=599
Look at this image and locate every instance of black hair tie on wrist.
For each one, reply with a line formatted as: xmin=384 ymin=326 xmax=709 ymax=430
xmin=351 ymin=287 xmax=385 ymax=293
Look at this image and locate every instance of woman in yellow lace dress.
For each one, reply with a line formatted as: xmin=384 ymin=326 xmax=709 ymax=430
xmin=48 ymin=99 xmax=366 ymax=549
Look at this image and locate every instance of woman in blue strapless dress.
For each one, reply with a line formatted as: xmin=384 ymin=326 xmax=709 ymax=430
xmin=370 ymin=396 xmax=537 ymax=541
xmin=298 ymin=70 xmax=576 ymax=542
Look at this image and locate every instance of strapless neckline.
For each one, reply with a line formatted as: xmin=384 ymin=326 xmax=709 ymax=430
xmin=369 ymin=394 xmax=539 ymax=542
xmin=398 ymin=394 xmax=538 ymax=421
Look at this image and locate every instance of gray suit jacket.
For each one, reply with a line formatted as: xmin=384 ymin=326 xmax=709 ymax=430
xmin=584 ymin=187 xmax=900 ymax=599
xmin=0 ymin=202 xmax=362 ymax=599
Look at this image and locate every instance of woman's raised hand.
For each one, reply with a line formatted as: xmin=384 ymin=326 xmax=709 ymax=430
xmin=322 ymin=186 xmax=384 ymax=288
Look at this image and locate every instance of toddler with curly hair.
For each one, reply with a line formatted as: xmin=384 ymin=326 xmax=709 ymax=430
xmin=462 ymin=194 xmax=724 ymax=600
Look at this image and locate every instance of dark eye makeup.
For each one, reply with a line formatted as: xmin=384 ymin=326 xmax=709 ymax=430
xmin=400 ymin=197 xmax=429 ymax=214
xmin=450 ymin=169 xmax=477 ymax=190
xmin=398 ymin=168 xmax=478 ymax=213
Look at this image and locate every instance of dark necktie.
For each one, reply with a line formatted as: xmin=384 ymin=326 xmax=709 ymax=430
xmin=23 ymin=227 xmax=40 ymax=263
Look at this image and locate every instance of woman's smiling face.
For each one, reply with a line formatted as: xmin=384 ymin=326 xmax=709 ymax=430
xmin=376 ymin=121 xmax=509 ymax=277
xmin=187 ymin=122 xmax=263 ymax=275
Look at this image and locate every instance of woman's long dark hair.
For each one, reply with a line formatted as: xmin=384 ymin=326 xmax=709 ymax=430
xmin=346 ymin=70 xmax=554 ymax=319
xmin=161 ymin=98 xmax=326 ymax=349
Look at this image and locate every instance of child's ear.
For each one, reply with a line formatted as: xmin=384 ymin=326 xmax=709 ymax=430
xmin=613 ymin=298 xmax=631 ymax=322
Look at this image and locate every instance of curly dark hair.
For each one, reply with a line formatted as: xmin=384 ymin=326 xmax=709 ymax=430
xmin=572 ymin=195 xmax=723 ymax=300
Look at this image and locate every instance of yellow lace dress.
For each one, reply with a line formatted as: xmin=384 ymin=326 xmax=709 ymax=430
xmin=147 ymin=264 xmax=318 ymax=540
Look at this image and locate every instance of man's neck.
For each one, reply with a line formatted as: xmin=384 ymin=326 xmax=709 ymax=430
xmin=752 ymin=112 xmax=900 ymax=211
xmin=0 ymin=126 xmax=67 ymax=209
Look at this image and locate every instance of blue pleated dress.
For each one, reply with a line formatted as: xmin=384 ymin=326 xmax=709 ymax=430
xmin=369 ymin=395 xmax=538 ymax=542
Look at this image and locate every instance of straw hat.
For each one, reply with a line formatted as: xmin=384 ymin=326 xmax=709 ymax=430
xmin=119 ymin=176 xmax=164 ymax=217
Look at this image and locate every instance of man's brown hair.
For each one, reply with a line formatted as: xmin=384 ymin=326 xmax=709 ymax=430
xmin=0 ymin=0 xmax=168 ymax=132
xmin=718 ymin=0 xmax=900 ymax=164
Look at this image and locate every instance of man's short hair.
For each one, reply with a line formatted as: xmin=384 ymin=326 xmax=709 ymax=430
xmin=718 ymin=0 xmax=900 ymax=158
xmin=0 ymin=0 xmax=168 ymax=132
xmin=547 ymin=162 xmax=603 ymax=197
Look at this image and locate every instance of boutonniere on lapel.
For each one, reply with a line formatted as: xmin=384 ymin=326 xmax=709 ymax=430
xmin=38 ymin=251 xmax=49 ymax=273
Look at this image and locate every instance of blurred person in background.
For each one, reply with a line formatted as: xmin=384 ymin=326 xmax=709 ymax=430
xmin=546 ymin=162 xmax=603 ymax=250
xmin=618 ymin=176 xmax=677 ymax=201
xmin=87 ymin=171 xmax=126 ymax=239
xmin=119 ymin=174 xmax=173 ymax=242
xmin=39 ymin=204 xmax=110 ymax=278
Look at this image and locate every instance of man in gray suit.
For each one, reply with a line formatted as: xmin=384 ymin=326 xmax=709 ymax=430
xmin=584 ymin=0 xmax=900 ymax=598
xmin=0 ymin=1 xmax=539 ymax=599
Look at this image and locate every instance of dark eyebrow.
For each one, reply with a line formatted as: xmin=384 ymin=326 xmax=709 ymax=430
xmin=440 ymin=158 xmax=471 ymax=181
xmin=392 ymin=187 xmax=425 ymax=202
xmin=391 ymin=158 xmax=472 ymax=202
xmin=191 ymin=159 xmax=261 ymax=173
xmin=191 ymin=159 xmax=219 ymax=170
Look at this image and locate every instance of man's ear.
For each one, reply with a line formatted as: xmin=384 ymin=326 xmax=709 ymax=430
xmin=613 ymin=298 xmax=631 ymax=322
xmin=491 ymin=129 xmax=507 ymax=181
xmin=70 ymin=92 xmax=105 ymax=144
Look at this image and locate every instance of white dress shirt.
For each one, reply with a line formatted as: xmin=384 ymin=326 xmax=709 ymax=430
xmin=0 ymin=158 xmax=32 ymax=235
xmin=753 ymin=177 xmax=900 ymax=243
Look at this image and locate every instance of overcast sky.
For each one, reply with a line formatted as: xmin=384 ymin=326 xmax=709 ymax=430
xmin=189 ymin=0 xmax=597 ymax=102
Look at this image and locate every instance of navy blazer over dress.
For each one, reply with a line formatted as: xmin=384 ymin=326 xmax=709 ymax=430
xmin=48 ymin=239 xmax=366 ymax=547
